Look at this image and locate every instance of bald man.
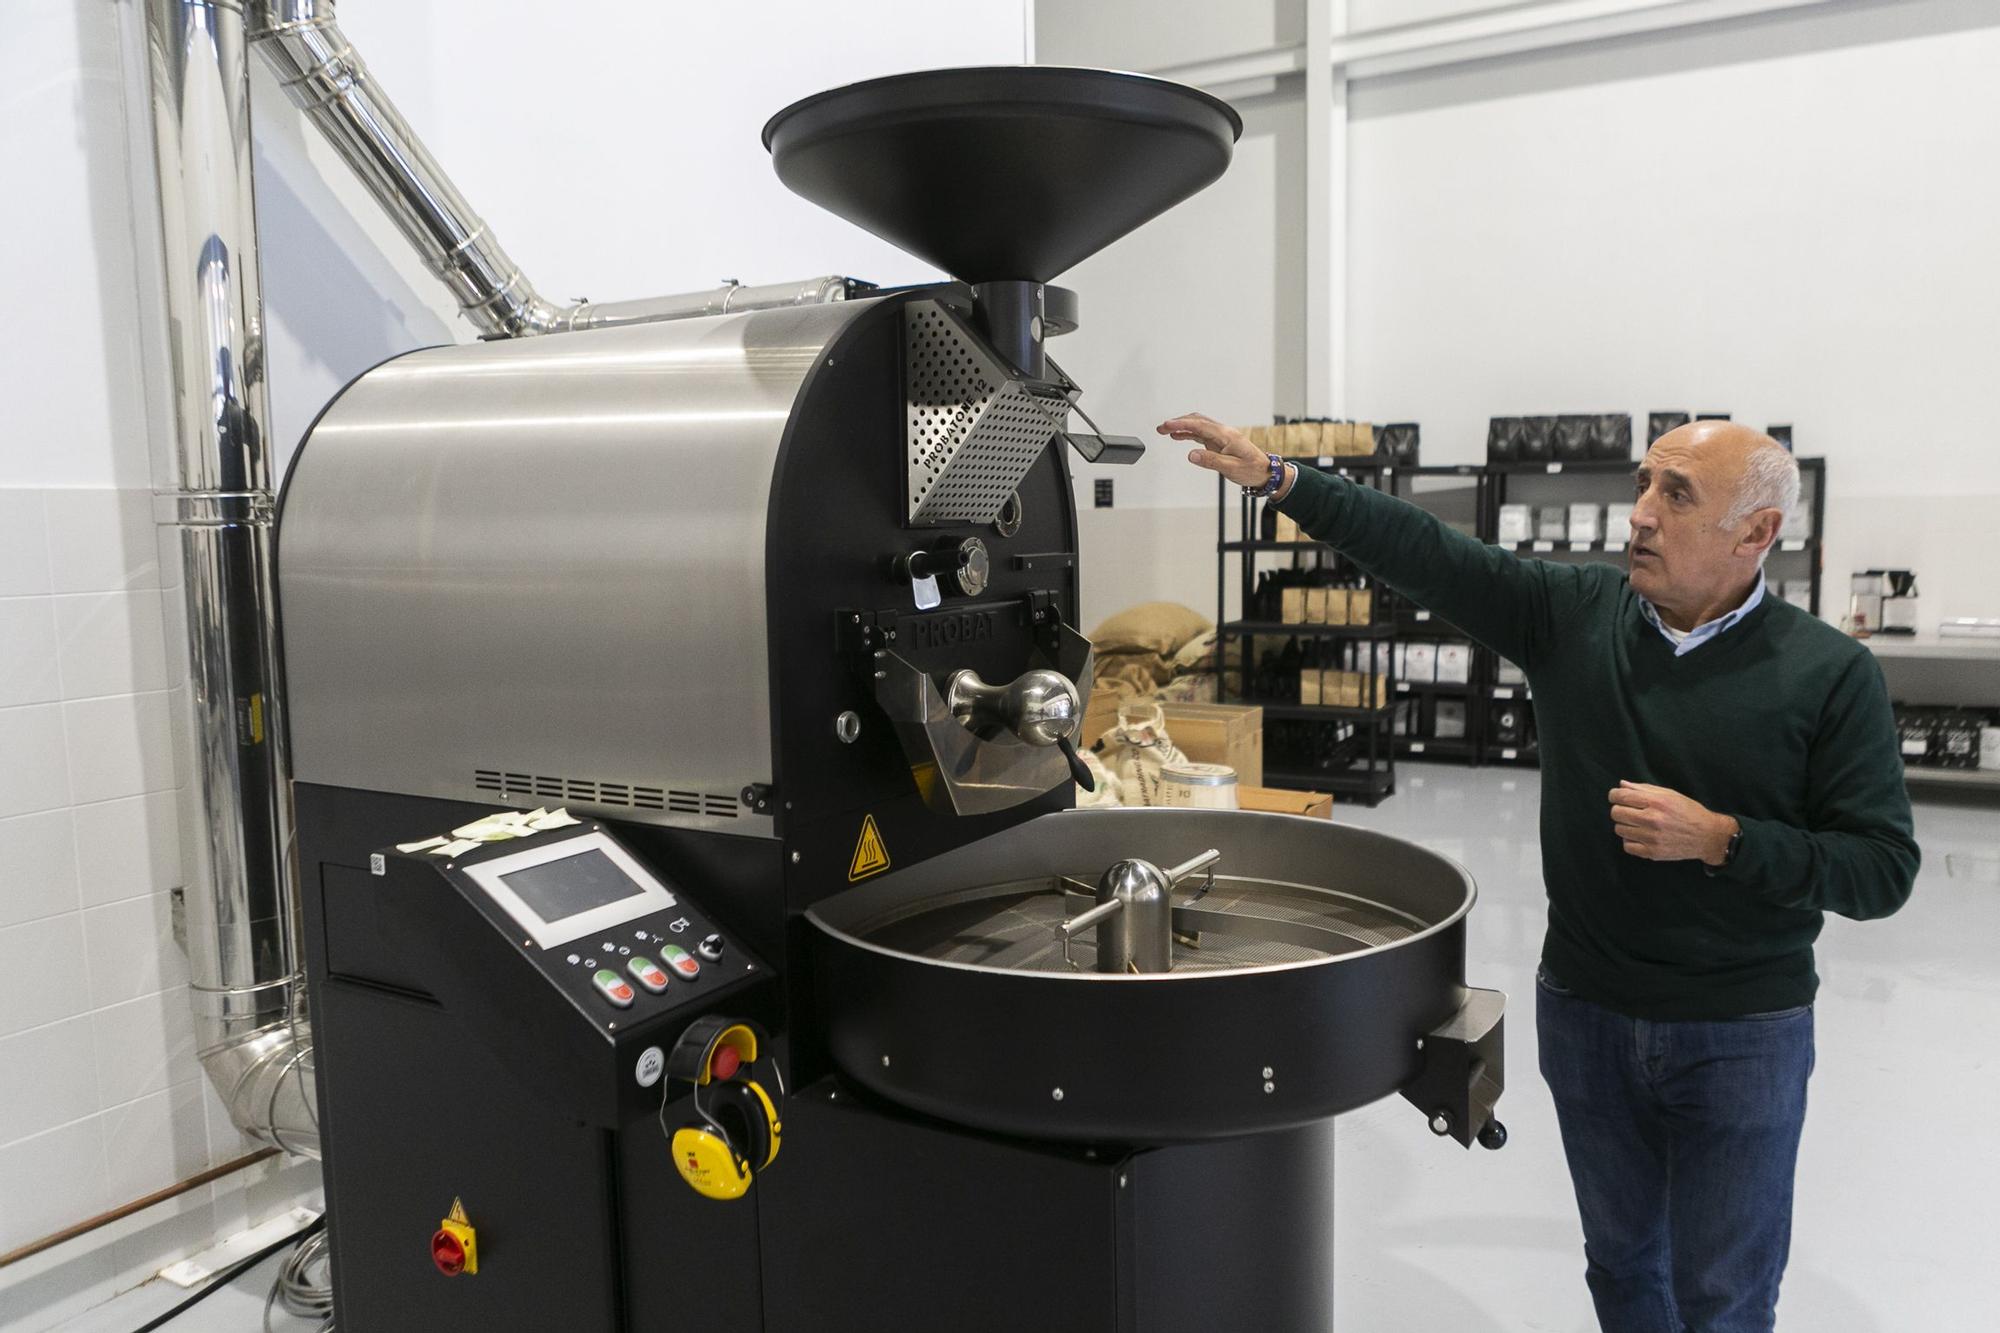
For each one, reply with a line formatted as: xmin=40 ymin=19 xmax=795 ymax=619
xmin=1163 ymin=415 xmax=1917 ymax=1333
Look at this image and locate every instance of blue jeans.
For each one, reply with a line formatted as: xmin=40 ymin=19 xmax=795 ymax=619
xmin=1536 ymin=968 xmax=1815 ymax=1333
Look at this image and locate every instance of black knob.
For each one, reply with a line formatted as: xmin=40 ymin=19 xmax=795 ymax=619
xmin=697 ymin=934 xmax=725 ymax=962
xmin=1477 ymin=1119 xmax=1508 ymax=1151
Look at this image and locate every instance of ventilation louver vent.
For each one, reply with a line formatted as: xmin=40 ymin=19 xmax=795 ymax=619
xmin=905 ymin=302 xmax=1068 ymax=526
xmin=474 ymin=770 xmax=739 ymax=818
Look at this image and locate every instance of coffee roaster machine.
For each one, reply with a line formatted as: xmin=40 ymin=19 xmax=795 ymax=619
xmin=277 ymin=68 xmax=1507 ymax=1331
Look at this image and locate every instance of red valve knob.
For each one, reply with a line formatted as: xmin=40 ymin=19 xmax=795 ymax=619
xmin=432 ymin=1228 xmax=467 ymax=1276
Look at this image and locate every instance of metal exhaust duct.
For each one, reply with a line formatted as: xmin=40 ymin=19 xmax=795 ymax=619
xmin=247 ymin=0 xmax=852 ymax=336
xmin=129 ymin=0 xmax=317 ymax=1157
xmin=121 ymin=0 xmax=852 ymax=1158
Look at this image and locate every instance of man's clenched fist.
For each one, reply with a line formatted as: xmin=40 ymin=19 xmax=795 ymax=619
xmin=1159 ymin=413 xmax=1274 ymax=490
xmin=1608 ymin=781 xmax=1738 ymax=866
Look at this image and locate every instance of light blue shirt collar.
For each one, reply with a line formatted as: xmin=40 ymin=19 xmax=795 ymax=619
xmin=1638 ymin=572 xmax=1767 ymax=657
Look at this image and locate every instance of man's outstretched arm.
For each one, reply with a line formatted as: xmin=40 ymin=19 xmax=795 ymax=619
xmin=1163 ymin=412 xmax=1596 ymax=670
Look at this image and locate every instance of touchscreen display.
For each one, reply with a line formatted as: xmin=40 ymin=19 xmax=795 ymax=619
xmin=498 ymin=848 xmax=646 ymax=923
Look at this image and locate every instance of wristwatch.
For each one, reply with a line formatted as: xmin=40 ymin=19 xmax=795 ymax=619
xmin=1701 ymin=822 xmax=1743 ymax=878
xmin=1242 ymin=453 xmax=1287 ymax=499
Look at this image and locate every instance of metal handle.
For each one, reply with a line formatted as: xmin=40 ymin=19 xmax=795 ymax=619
xmin=1060 ymin=897 xmax=1123 ymax=938
xmin=1162 ymin=849 xmax=1220 ymax=887
xmin=947 ymin=668 xmax=1081 ymax=748
xmin=1057 ymin=736 xmax=1094 ymax=791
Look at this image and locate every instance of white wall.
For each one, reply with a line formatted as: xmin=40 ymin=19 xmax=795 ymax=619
xmin=0 ymin=1 xmax=1026 ymax=1325
xmin=1346 ymin=0 xmax=2000 ymax=624
xmin=1038 ymin=0 xmax=2000 ymax=630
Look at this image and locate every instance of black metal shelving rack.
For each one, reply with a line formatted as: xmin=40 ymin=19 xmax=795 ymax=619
xmin=1469 ymin=456 xmax=1828 ymax=768
xmin=1215 ymin=453 xmax=1829 ymax=784
xmin=1382 ymin=465 xmax=1491 ymax=765
xmin=1215 ymin=459 xmax=1399 ymax=805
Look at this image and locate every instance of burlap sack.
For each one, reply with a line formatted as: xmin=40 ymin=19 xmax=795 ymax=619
xmin=1099 ymin=699 xmax=1188 ymax=808
xmin=1094 ymin=651 xmax=1169 ymax=699
xmin=1090 ymin=602 xmax=1213 ymax=658
xmin=1074 ymin=747 xmax=1124 ymax=808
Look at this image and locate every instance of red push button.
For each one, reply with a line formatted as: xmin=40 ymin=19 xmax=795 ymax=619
xmin=709 ymin=1044 xmax=742 ymax=1082
xmin=628 ymin=957 xmax=669 ymax=994
xmin=592 ymin=968 xmax=634 ymax=1007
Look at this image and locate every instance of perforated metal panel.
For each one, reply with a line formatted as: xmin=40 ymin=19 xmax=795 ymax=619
xmin=905 ymin=302 xmax=1068 ymax=526
xmin=865 ymin=875 xmax=1419 ymax=974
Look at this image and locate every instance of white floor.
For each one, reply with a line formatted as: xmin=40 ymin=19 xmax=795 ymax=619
xmin=73 ymin=765 xmax=1998 ymax=1332
xmin=1329 ymin=762 xmax=2000 ymax=1333
xmin=47 ymin=1247 xmax=321 ymax=1333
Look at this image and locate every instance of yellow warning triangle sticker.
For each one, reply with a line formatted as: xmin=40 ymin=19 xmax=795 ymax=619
xmin=848 ymin=814 xmax=891 ymax=882
xmin=447 ymin=1197 xmax=469 ymax=1225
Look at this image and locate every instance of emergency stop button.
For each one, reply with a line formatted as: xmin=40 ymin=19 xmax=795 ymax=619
xmin=592 ymin=968 xmax=635 ymax=1007
xmin=662 ymin=944 xmax=700 ymax=981
xmin=628 ymin=957 xmax=670 ymax=994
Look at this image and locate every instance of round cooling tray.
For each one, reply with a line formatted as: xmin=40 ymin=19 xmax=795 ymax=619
xmin=808 ymin=808 xmax=1477 ymax=1142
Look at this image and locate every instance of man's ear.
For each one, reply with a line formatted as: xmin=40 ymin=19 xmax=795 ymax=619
xmin=1738 ymin=508 xmax=1782 ymax=559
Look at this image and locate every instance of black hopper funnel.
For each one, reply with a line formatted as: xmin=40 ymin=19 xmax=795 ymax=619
xmin=763 ymin=66 xmax=1242 ymax=288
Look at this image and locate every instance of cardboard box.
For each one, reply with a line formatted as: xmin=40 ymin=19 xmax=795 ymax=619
xmin=1498 ymin=504 xmax=1533 ymax=544
xmin=1329 ymin=671 xmax=1360 ymax=708
xmin=1536 ymin=506 xmax=1568 ymax=542
xmin=1347 ymin=587 xmax=1373 ymax=625
xmin=1281 ymin=586 xmax=1306 ymax=625
xmin=1436 ymin=641 xmax=1473 ymax=685
xmin=1323 ymin=587 xmax=1350 ymax=626
xmin=1237 ymin=786 xmax=1333 ymax=819
xmin=1404 ymin=641 xmax=1437 ymax=684
xmin=1365 ymin=673 xmax=1390 ymax=709
xmin=1299 ymin=670 xmax=1322 ymax=706
xmin=1275 ymin=511 xmax=1300 ymax=544
xmin=1351 ymin=422 xmax=1376 ymax=456
xmin=1304 ymin=588 xmax=1329 ymax=624
xmin=1162 ymin=702 xmax=1263 ymax=787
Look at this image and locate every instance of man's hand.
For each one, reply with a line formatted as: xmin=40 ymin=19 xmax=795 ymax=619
xmin=1159 ymin=413 xmax=1272 ymax=489
xmin=1608 ymin=781 xmax=1738 ymax=865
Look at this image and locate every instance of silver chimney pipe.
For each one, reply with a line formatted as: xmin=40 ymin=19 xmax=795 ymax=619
xmin=120 ymin=0 xmax=850 ymax=1160
xmin=247 ymin=0 xmax=851 ymax=336
xmin=129 ymin=0 xmax=317 ymax=1157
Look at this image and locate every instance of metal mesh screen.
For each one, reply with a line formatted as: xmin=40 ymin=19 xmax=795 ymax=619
xmin=867 ymin=876 xmax=1419 ymax=974
xmin=905 ymin=303 xmax=1066 ymax=526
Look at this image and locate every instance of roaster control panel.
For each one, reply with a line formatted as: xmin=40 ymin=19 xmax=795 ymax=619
xmin=434 ymin=825 xmax=765 ymax=1023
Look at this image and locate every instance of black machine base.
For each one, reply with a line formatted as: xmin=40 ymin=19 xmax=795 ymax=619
xmin=298 ymin=784 xmax=1343 ymax=1332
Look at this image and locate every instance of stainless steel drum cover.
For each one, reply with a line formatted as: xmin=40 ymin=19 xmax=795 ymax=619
xmin=808 ymin=808 xmax=1476 ymax=1142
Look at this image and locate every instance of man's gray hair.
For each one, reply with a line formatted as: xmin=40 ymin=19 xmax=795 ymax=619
xmin=1721 ymin=442 xmax=1801 ymax=552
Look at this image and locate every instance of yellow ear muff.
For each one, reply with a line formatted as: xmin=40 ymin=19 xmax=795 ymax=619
xmin=741 ymin=1079 xmax=782 ymax=1170
xmin=672 ymin=1125 xmax=751 ymax=1202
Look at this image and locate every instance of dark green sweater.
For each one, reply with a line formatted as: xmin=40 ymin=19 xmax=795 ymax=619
xmin=1276 ymin=468 xmax=1918 ymax=1019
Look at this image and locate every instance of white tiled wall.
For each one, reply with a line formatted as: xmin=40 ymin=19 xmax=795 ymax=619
xmin=0 ymin=486 xmax=319 ymax=1329
xmin=1 ymin=4 xmax=324 ymax=1321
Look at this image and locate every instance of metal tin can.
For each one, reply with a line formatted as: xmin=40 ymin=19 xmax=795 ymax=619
xmin=1156 ymin=762 xmax=1239 ymax=810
